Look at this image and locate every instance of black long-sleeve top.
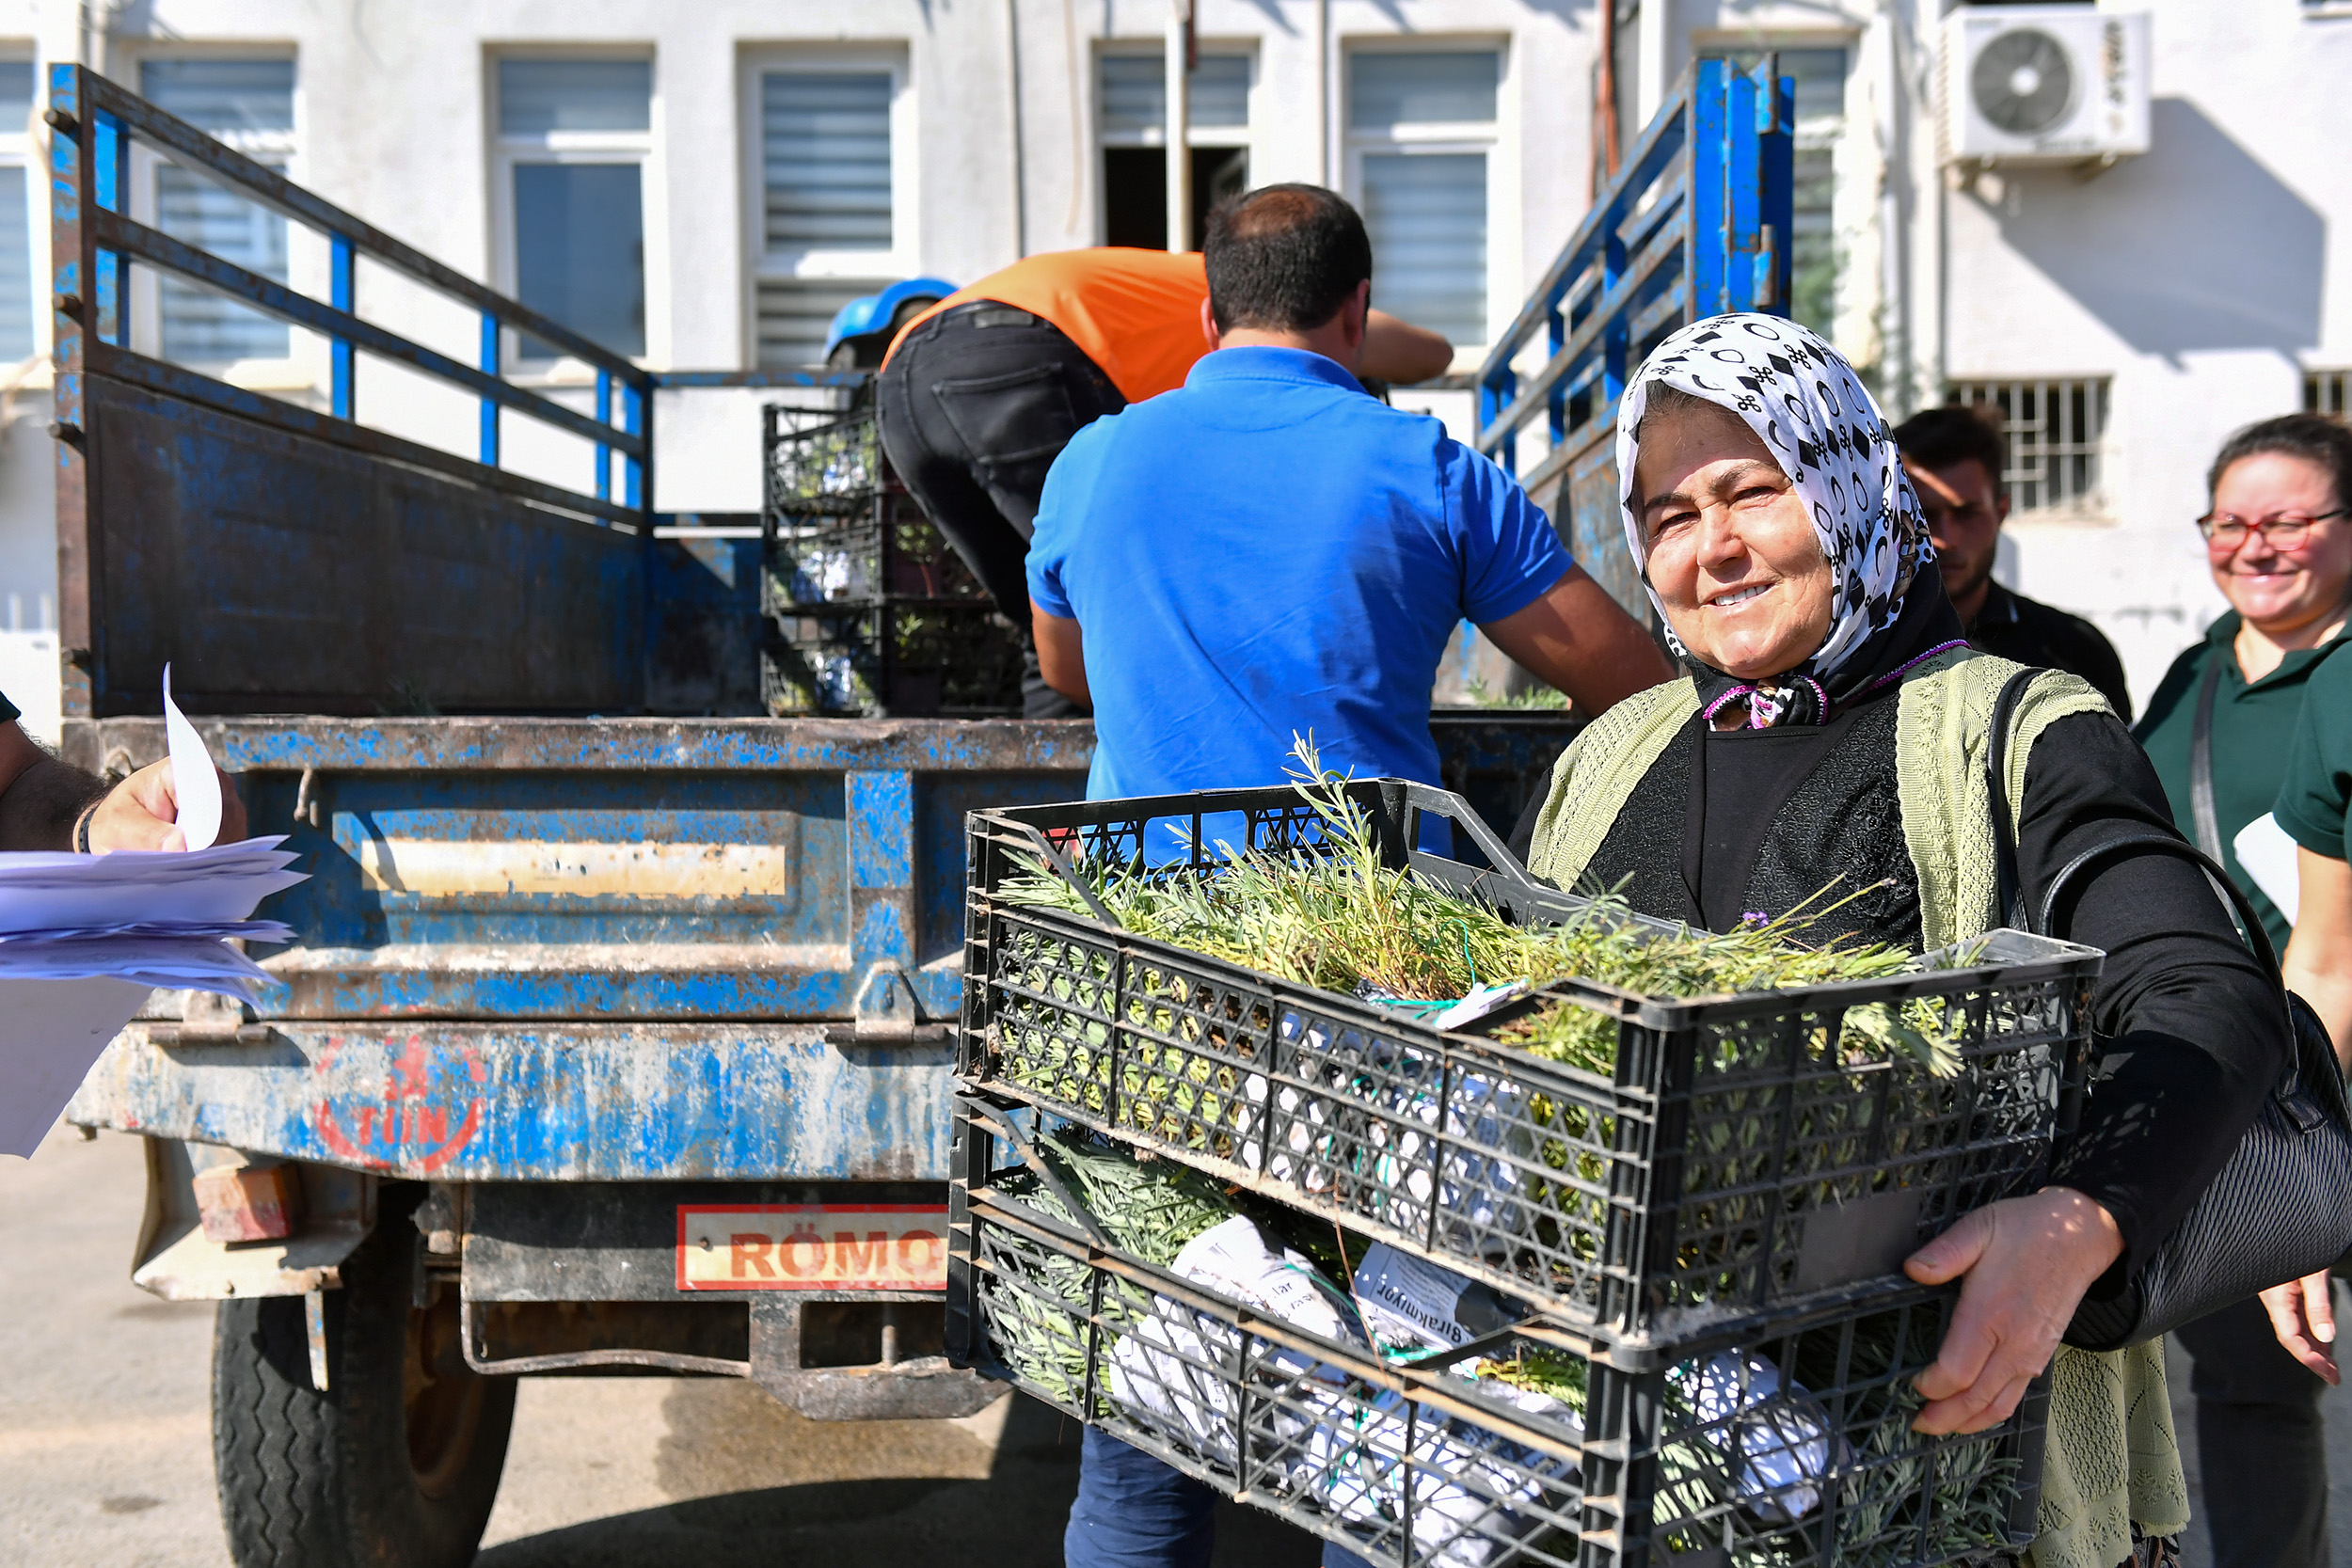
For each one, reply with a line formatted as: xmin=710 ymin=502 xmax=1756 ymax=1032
xmin=1510 ymin=693 xmax=2286 ymax=1291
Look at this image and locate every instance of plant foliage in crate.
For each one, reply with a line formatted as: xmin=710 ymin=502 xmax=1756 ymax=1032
xmin=946 ymin=1123 xmax=2043 ymax=1568
xmin=763 ymin=402 xmax=986 ymax=608
xmin=959 ymin=776 xmax=2098 ymax=1361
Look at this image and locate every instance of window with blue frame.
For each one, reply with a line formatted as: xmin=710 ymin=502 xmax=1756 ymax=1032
xmin=496 ymin=58 xmax=650 ymax=362
xmin=140 ymin=58 xmax=295 ymax=365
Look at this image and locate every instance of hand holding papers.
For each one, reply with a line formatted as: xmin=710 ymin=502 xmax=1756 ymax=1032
xmin=84 ymin=668 xmax=247 ymax=851
xmin=0 ymin=676 xmax=309 ymax=1156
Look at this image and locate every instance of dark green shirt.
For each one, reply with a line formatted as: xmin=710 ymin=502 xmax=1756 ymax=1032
xmin=2133 ymin=611 xmax=2352 ymax=956
xmin=2276 ymin=648 xmax=2352 ymax=862
xmin=0 ymin=686 xmax=15 ymax=725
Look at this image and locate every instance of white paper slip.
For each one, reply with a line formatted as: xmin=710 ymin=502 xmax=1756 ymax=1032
xmin=162 ymin=662 xmax=223 ymax=852
xmin=2234 ymin=812 xmax=2302 ymax=927
xmin=0 ymin=976 xmax=151 ymax=1158
xmin=1435 ymin=979 xmax=1531 ymax=1031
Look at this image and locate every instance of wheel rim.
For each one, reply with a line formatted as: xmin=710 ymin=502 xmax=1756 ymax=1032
xmin=405 ymin=1281 xmax=487 ymax=1499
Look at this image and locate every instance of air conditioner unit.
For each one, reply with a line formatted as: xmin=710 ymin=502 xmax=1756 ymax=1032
xmin=1943 ymin=7 xmax=2151 ymax=167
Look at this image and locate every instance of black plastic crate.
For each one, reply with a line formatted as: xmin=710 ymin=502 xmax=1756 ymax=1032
xmin=764 ymin=491 xmax=989 ymax=610
xmin=762 ymin=603 xmax=1023 ymax=717
xmin=761 ymin=402 xmax=990 ymax=612
xmin=765 ymin=401 xmax=883 ymax=518
xmin=959 ymin=780 xmax=2099 ymax=1364
xmin=759 ymin=396 xmax=1017 ymax=716
xmin=946 ymin=1108 xmax=2046 ymax=1568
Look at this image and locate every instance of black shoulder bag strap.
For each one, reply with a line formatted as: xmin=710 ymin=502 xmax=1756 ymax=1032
xmin=2189 ymin=657 xmax=2227 ymax=861
xmin=2031 ymin=829 xmax=2352 ymax=1347
xmin=1986 ymin=669 xmax=2037 ymax=930
xmin=1984 ymin=665 xmax=2352 ymax=1349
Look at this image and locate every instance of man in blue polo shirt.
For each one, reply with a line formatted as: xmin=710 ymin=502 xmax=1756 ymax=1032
xmin=1028 ymin=183 xmax=1666 ymax=816
xmin=1027 ymin=184 xmax=1671 ymax=1568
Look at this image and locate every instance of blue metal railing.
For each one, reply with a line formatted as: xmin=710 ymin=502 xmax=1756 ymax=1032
xmin=47 ymin=63 xmax=652 ymax=532
xmin=1473 ymin=55 xmax=1792 ymax=617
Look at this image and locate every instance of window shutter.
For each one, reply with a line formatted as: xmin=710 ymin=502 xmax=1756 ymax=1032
xmin=141 ymin=60 xmax=295 ymax=364
xmin=757 ymin=278 xmax=892 ymax=369
xmin=1348 ymin=53 xmax=1498 ymax=130
xmin=140 ymin=59 xmax=295 ymax=138
xmin=1360 ymin=152 xmax=1487 ymax=348
xmin=0 ymin=166 xmax=27 ymax=361
xmin=1101 ymin=54 xmax=1250 ymax=134
xmin=498 ymin=60 xmax=651 ymax=135
xmin=762 ymin=73 xmax=894 ymax=252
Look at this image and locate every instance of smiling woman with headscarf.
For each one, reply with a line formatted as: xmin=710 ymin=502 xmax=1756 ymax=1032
xmin=1519 ymin=316 xmax=2286 ymax=1568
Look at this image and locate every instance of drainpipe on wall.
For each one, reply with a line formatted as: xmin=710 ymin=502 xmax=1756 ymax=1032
xmin=1006 ymin=0 xmax=1027 ymax=257
xmin=1062 ymin=0 xmax=1086 ymax=236
xmin=1317 ymin=0 xmax=1331 ymax=187
xmin=1597 ymin=0 xmax=1622 ymax=195
xmin=1878 ymin=4 xmax=1912 ymax=414
xmin=1166 ymin=0 xmax=1192 ymax=252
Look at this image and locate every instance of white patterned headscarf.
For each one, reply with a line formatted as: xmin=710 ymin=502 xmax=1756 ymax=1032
xmin=1615 ymin=314 xmax=1941 ymax=728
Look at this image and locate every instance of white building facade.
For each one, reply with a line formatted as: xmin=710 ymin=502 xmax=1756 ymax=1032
xmin=0 ymin=0 xmax=2340 ymax=733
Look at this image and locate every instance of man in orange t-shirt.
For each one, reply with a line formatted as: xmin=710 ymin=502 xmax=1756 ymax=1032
xmin=877 ymin=244 xmax=1452 ymax=716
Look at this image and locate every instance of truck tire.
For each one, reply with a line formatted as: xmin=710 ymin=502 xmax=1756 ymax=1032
xmin=212 ymin=1199 xmax=516 ymax=1568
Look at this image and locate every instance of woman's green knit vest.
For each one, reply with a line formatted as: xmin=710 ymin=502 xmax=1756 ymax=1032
xmin=1524 ymin=648 xmax=2185 ymax=1568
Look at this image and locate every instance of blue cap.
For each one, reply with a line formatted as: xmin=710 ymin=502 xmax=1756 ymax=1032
xmin=823 ymin=277 xmax=959 ymax=358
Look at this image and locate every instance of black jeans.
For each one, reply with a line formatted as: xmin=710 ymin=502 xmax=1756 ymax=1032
xmin=877 ymin=301 xmax=1125 ymax=719
xmin=2175 ymin=1290 xmax=2332 ymax=1568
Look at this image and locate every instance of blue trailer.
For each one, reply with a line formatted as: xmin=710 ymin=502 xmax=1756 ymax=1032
xmin=44 ymin=57 xmax=1786 ymax=1568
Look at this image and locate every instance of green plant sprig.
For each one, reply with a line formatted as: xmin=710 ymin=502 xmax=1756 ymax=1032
xmin=997 ymin=736 xmax=1958 ymax=1079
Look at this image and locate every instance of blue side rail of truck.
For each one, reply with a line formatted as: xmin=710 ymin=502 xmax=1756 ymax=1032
xmin=44 ymin=59 xmax=1786 ymax=1568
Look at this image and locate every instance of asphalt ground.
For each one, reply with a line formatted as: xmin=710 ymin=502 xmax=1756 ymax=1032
xmin=5 ymin=1124 xmax=2347 ymax=1566
xmin=0 ymin=1124 xmax=1318 ymax=1568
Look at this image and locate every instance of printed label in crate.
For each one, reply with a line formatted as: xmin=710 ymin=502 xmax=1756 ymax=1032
xmin=675 ymin=1204 xmax=948 ymax=1291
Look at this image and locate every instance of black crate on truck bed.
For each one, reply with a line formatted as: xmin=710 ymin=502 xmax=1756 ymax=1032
xmin=765 ymin=491 xmax=989 ymax=608
xmin=766 ymin=400 xmax=886 ymax=518
xmin=958 ymin=780 xmax=2100 ymax=1365
xmin=945 ymin=1105 xmax=2047 ymax=1568
xmin=760 ymin=400 xmax=1017 ymax=716
xmin=763 ymin=603 xmax=1024 ymax=717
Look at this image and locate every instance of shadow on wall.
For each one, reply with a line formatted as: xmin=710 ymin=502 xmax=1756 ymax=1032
xmin=1981 ymin=97 xmax=2324 ymax=361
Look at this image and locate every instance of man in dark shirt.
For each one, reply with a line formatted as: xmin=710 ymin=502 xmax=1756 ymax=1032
xmin=1893 ymin=405 xmax=2135 ymax=720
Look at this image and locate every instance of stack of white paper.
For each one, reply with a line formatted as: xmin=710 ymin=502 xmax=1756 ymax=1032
xmin=0 ymin=838 xmax=305 ymax=990
xmin=0 ymin=666 xmax=312 ymax=1157
xmin=0 ymin=842 xmax=308 ymax=1158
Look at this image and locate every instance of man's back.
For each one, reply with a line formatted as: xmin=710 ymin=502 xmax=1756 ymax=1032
xmin=1028 ymin=345 xmax=1568 ymax=800
xmin=886 ymin=247 xmax=1211 ymax=404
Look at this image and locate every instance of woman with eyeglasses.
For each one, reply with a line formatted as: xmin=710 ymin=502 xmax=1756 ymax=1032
xmin=2130 ymin=410 xmax=2352 ymax=1568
